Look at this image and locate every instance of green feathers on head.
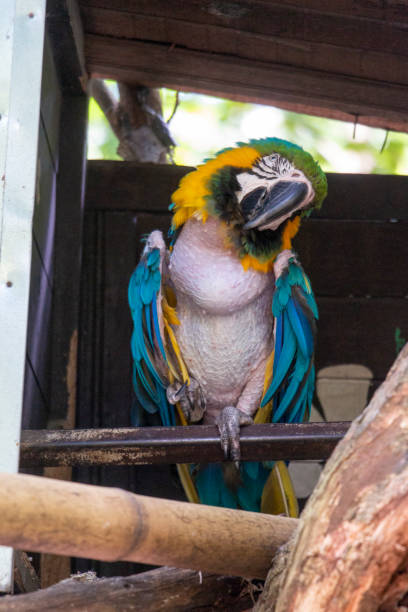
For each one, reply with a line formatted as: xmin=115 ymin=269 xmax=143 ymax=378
xmin=207 ymin=137 xmax=327 ymax=217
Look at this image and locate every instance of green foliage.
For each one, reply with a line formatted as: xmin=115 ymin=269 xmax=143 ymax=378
xmin=88 ymin=85 xmax=408 ymax=175
xmin=88 ymin=95 xmax=120 ymax=161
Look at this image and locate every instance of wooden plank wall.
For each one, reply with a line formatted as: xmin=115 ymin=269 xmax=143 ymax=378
xmin=78 ymin=0 xmax=408 ymax=132
xmin=22 ymin=33 xmax=61 ymax=429
xmin=75 ymin=161 xmax=408 ymax=576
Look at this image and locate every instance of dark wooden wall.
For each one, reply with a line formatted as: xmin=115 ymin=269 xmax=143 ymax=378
xmin=75 ymin=160 xmax=408 ymax=576
xmin=22 ymin=33 xmax=61 ymax=429
xmin=23 ymin=4 xmax=88 ymax=432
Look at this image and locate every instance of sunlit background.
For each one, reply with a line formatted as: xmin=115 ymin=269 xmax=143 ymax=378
xmin=88 ymin=82 xmax=408 ymax=175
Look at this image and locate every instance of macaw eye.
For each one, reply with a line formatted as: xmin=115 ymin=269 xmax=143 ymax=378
xmin=240 ymin=187 xmax=267 ymax=220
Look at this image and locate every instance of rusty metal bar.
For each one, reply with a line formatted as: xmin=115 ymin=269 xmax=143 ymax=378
xmin=19 ymin=422 xmax=349 ymax=467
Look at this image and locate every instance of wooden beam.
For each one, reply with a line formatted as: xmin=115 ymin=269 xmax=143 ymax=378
xmin=19 ymin=422 xmax=349 ymax=467
xmin=270 ymin=0 xmax=408 ymax=23
xmin=48 ymin=96 xmax=87 ymax=427
xmin=80 ymin=5 xmax=408 ymax=85
xmin=84 ymin=34 xmax=408 ymax=132
xmin=79 ymin=1 xmax=408 ymax=37
xmin=0 ymin=566 xmax=254 ymax=611
xmin=85 ymin=163 xmax=408 ymax=221
xmin=46 ymin=0 xmax=87 ymax=95
xmin=0 ymin=472 xmax=297 ymax=579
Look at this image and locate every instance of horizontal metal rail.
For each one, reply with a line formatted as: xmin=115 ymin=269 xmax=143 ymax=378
xmin=19 ymin=422 xmax=350 ymax=467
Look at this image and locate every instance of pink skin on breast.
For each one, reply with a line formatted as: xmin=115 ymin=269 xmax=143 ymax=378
xmin=168 ymin=216 xmax=275 ymax=424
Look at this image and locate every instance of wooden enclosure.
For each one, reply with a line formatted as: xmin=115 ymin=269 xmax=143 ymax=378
xmin=1 ymin=0 xmax=408 ymax=597
xmin=72 ymin=161 xmax=408 ymax=576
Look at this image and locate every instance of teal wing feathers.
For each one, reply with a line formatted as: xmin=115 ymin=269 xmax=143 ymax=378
xmin=262 ymin=256 xmax=318 ymax=424
xmin=128 ymin=246 xmax=175 ymax=426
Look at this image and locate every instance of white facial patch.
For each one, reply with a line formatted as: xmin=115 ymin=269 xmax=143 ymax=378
xmin=235 ymin=153 xmax=315 ymax=230
xmin=252 ymin=154 xmax=294 ymax=179
xmin=236 ymin=154 xmax=300 ymax=203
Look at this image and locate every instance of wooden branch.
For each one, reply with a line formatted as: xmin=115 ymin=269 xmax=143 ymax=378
xmin=13 ymin=552 xmax=40 ymax=594
xmin=89 ymin=78 xmax=174 ymax=162
xmin=0 ymin=472 xmax=296 ymax=579
xmin=256 ymin=343 xmax=408 ymax=611
xmin=0 ymin=567 xmax=254 ymax=611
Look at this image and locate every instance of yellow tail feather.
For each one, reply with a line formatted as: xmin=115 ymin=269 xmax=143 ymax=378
xmin=176 ymin=464 xmax=200 ymax=504
xmin=261 ymin=461 xmax=299 ymax=517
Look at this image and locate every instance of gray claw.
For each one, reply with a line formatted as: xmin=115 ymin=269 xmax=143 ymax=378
xmin=216 ymin=406 xmax=253 ymax=463
xmin=166 ymin=378 xmax=206 ymax=423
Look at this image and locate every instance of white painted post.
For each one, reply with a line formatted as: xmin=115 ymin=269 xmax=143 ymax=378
xmin=0 ymin=0 xmax=45 ymax=592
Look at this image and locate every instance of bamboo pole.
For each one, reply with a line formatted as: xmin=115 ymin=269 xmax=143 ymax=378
xmin=0 ymin=472 xmax=297 ymax=579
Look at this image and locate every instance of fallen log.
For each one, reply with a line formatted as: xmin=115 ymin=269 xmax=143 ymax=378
xmin=0 ymin=567 xmax=255 ymax=611
xmin=0 ymin=472 xmax=296 ymax=580
xmin=256 ymin=344 xmax=408 ymax=611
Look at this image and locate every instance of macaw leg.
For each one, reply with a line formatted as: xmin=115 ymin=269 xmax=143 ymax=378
xmin=216 ymin=406 xmax=253 ymax=465
xmin=166 ymin=378 xmax=206 ymax=423
xmin=216 ymin=360 xmax=267 ymax=465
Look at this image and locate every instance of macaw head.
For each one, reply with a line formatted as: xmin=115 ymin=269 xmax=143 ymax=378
xmin=235 ymin=154 xmax=314 ymax=231
xmin=171 ymin=138 xmax=327 ymax=272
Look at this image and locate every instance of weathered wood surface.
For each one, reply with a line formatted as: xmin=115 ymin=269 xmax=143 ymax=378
xmin=19 ymin=422 xmax=349 ymax=467
xmin=14 ymin=552 xmax=40 ymax=595
xmin=48 ymin=96 xmax=88 ymax=427
xmin=0 ymin=567 xmax=254 ymax=611
xmin=84 ymin=34 xmax=408 ymax=132
xmin=77 ymin=0 xmax=408 ymax=131
xmin=0 ymin=472 xmax=296 ymax=580
xmin=47 ymin=0 xmax=86 ymax=95
xmin=256 ymin=343 xmax=408 ymax=611
xmin=85 ymin=162 xmax=408 ymax=221
xmin=22 ymin=35 xmax=60 ymax=430
xmin=80 ymin=1 xmax=408 ymax=52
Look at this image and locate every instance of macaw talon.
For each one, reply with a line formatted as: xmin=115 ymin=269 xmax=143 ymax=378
xmin=174 ymin=381 xmax=187 ymax=399
xmin=216 ymin=406 xmax=253 ymax=464
xmin=166 ymin=378 xmax=206 ymax=423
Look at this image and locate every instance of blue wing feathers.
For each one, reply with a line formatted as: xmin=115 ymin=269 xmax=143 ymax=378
xmin=263 ymin=258 xmax=318 ymax=424
xmin=128 ymin=247 xmax=175 ymax=426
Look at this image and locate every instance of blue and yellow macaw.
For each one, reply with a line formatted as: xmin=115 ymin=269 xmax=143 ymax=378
xmin=128 ymin=138 xmax=327 ymax=516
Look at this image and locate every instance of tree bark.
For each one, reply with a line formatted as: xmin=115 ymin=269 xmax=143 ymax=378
xmin=89 ymin=79 xmax=175 ymax=163
xmin=0 ymin=567 xmax=255 ymax=611
xmin=256 ymin=344 xmax=408 ymax=611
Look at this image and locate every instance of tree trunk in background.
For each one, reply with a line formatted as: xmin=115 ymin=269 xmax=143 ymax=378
xmin=256 ymin=344 xmax=408 ymax=612
xmin=89 ymin=79 xmax=175 ymax=163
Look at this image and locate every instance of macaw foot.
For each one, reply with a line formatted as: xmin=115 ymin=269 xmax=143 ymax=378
xmin=166 ymin=378 xmax=206 ymax=423
xmin=216 ymin=406 xmax=253 ymax=466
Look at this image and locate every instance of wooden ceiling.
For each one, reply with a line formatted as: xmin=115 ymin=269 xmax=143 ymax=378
xmin=78 ymin=1 xmax=408 ymax=132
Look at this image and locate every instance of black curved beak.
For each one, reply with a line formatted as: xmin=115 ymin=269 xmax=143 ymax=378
xmin=242 ymin=181 xmax=308 ymax=230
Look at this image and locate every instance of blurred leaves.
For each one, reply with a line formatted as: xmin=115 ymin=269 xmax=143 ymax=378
xmin=88 ymin=85 xmax=408 ymax=175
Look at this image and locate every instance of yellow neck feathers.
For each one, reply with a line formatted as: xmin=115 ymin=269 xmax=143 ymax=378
xmin=171 ymin=146 xmax=260 ymax=229
xmin=170 ymin=146 xmax=301 ymax=274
